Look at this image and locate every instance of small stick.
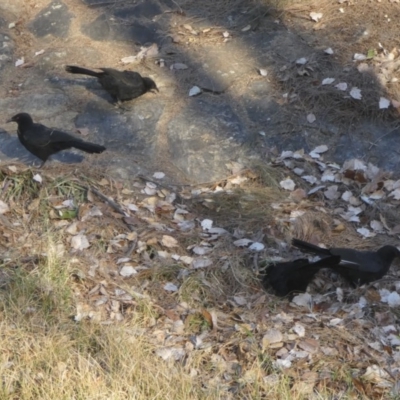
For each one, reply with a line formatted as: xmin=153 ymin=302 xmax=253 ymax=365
xmin=88 ymin=186 xmax=128 ymax=217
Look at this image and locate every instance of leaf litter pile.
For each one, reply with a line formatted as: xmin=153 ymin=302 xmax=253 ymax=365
xmin=258 ymin=0 xmax=400 ymax=129
xmin=0 ymin=153 xmax=399 ymax=399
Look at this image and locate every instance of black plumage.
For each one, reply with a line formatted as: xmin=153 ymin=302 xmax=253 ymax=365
xmin=7 ymin=113 xmax=106 ymax=167
xmin=65 ymin=65 xmax=158 ymax=102
xmin=292 ymin=238 xmax=399 ymax=285
xmin=262 ymin=256 xmax=341 ymax=297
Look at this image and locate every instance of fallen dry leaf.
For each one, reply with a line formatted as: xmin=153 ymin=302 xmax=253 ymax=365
xmin=161 ymin=235 xmax=178 ymax=248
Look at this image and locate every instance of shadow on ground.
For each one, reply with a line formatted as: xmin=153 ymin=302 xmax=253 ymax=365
xmin=0 ymin=0 xmax=400 ymax=180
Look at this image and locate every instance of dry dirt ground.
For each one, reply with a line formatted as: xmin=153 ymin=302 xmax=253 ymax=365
xmin=0 ymin=0 xmax=399 ymax=399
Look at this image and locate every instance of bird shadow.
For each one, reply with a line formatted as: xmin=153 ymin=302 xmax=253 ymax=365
xmin=48 ymin=76 xmax=115 ymax=104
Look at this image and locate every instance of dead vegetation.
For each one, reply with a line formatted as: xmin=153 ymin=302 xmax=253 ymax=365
xmin=0 ymin=156 xmax=398 ymax=399
xmin=269 ymin=0 xmax=400 ymax=125
xmin=1 ymin=0 xmax=400 ymax=399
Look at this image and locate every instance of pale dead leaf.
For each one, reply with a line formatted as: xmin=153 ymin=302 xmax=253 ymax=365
xmin=280 ymin=178 xmax=295 ymax=191
xmin=0 ymin=200 xmax=10 ymax=214
xmin=388 ymin=292 xmax=400 ymax=307
xmin=153 ymin=172 xmax=165 ymax=179
xmin=324 ymin=185 xmax=340 ymax=200
xmin=390 ymin=188 xmax=400 ymax=200
xmin=353 ymin=53 xmax=367 ymax=61
xmin=119 ymin=266 xmax=137 ymax=277
xmin=311 ymin=145 xmax=328 ymax=154
xmin=192 ymin=257 xmax=212 ymax=269
xmin=298 ymin=338 xmax=319 ymax=353
xmin=33 ymin=174 xmax=42 ymax=183
xmin=357 ymin=227 xmax=375 ymax=238
xmin=189 ymin=86 xmax=202 ymax=96
xmin=369 ymin=190 xmax=385 ymax=200
xmin=156 ymin=347 xmax=185 ymax=361
xmin=81 ymin=206 xmax=103 ymax=221
xmin=321 ymin=77 xmax=335 ymax=85
xmin=309 ymin=12 xmax=323 ymax=22
xmin=306 ymin=113 xmax=316 ymax=123
xmin=164 ymin=282 xmax=179 ymax=292
xmin=263 ymin=329 xmax=283 ymax=348
xmin=296 ymin=58 xmax=307 ymax=66
xmin=371 ymin=220 xmax=384 ymax=232
xmin=180 ymin=256 xmax=193 ymax=265
xmin=361 ymin=365 xmax=391 ymax=385
xmin=233 ymin=238 xmax=252 ymax=247
xmin=192 ymin=246 xmax=212 ymax=255
xmin=293 ymin=323 xmax=305 ymax=337
xmin=161 ymin=235 xmax=178 ymax=248
xmin=302 ymin=175 xmax=318 ymax=185
xmin=293 ymin=149 xmax=305 ymax=159
xmin=15 ymin=57 xmax=24 ymax=67
xmin=71 ymin=234 xmax=90 ymax=250
xmin=341 ymin=191 xmax=352 ymax=202
xmin=233 ymin=296 xmax=247 ymax=306
xmin=350 ymin=87 xmax=362 ymax=100
xmin=293 ymin=168 xmax=304 ymax=175
xmin=335 ymin=82 xmax=348 ymax=91
xmin=308 ymin=185 xmax=325 ymax=195
xmin=201 ymin=219 xmax=213 ymax=230
xmin=230 ymin=176 xmax=248 ymax=185
xmin=379 ymin=97 xmax=391 ymax=109
xmin=170 ymin=63 xmax=188 ymax=70
xmin=249 ymin=242 xmax=265 ymax=251
xmin=292 ymin=293 xmax=312 ymax=307
xmin=280 ymin=150 xmax=294 ymax=159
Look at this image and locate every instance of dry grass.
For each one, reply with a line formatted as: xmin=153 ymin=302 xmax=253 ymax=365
xmin=0 ymin=162 xmax=396 ymax=399
xmin=1 ymin=0 xmax=399 ymax=395
xmin=0 ymin=243 xmax=300 ymax=400
xmin=0 ymin=234 xmax=214 ymax=400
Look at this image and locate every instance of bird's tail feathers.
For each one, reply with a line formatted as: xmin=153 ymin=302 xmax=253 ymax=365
xmin=71 ymin=141 xmax=106 ymax=154
xmin=292 ymin=238 xmax=332 ymax=255
xmin=312 ymin=255 xmax=341 ymax=267
xmin=65 ymin=65 xmax=101 ymax=77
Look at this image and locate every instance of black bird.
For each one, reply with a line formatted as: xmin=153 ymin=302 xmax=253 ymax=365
xmin=292 ymin=238 xmax=400 ymax=285
xmin=65 ymin=65 xmax=158 ymax=103
xmin=7 ymin=113 xmax=106 ymax=167
xmin=262 ymin=256 xmax=341 ymax=297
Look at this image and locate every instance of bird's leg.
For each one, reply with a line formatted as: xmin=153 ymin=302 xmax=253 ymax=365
xmin=114 ymin=100 xmax=130 ymax=113
xmin=38 ymin=160 xmax=46 ymax=169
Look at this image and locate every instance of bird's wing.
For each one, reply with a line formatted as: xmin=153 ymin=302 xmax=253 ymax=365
xmin=331 ymin=249 xmax=380 ymax=272
xmin=23 ymin=124 xmax=76 ymax=147
xmin=100 ymin=69 xmax=143 ymax=88
xmin=120 ymin=71 xmax=144 ymax=89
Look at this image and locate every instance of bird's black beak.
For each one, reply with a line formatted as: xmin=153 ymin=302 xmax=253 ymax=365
xmin=151 ymin=87 xmax=159 ymax=94
xmin=6 ymin=118 xmax=13 ymax=123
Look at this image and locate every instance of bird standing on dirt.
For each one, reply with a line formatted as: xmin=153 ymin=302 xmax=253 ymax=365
xmin=292 ymin=238 xmax=400 ymax=285
xmin=7 ymin=113 xmax=106 ymax=168
xmin=65 ymin=65 xmax=159 ymax=103
xmin=262 ymin=256 xmax=341 ymax=297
